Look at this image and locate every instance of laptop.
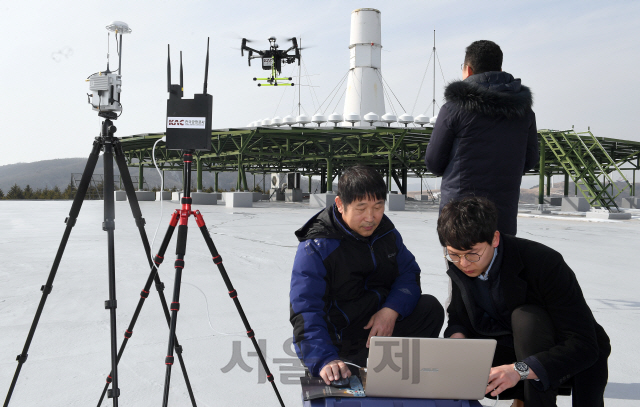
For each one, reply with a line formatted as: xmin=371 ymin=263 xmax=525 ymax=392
xmin=363 ymin=337 xmax=496 ymax=400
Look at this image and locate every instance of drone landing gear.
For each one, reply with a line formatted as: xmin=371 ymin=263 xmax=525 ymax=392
xmin=253 ymin=76 xmax=294 ymax=87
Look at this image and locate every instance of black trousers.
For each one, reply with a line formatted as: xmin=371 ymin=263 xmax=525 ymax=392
xmin=488 ymin=305 xmax=609 ymax=407
xmin=337 ymin=294 xmax=444 ymax=371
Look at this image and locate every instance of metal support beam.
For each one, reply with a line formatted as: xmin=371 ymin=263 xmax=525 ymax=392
xmin=539 ymin=137 xmax=545 ymax=205
xmin=326 ymin=159 xmax=333 ymax=192
xmin=564 ymin=172 xmax=569 ymax=196
xmin=402 ymin=168 xmax=408 ymax=195
xmin=197 ymin=156 xmax=203 ymax=192
xmin=215 ymin=172 xmax=219 ymax=191
xmin=321 ymin=167 xmax=326 ymax=193
xmin=138 ymin=163 xmax=144 ymax=191
xmin=546 ymin=174 xmax=551 ymax=196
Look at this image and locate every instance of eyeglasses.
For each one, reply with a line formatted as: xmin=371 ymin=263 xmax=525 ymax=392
xmin=444 ymin=245 xmax=488 ymax=263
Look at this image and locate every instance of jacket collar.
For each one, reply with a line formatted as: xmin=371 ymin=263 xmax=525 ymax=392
xmin=447 ymin=234 xmax=528 ymax=312
xmin=444 ymin=71 xmax=533 ymax=119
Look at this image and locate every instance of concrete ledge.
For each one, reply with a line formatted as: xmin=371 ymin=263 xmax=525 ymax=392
xmin=172 ymin=192 xmax=183 ymax=201
xmin=262 ymin=194 xmax=270 ymax=201
xmin=192 ymin=192 xmax=217 ymax=205
xmin=548 ymin=197 xmax=563 ymax=206
xmin=586 ymin=211 xmax=632 ymax=220
xmin=114 ymin=191 xmax=127 ymax=201
xmin=530 ymin=204 xmax=551 ymax=215
xmin=156 ymin=191 xmax=171 ymax=201
xmin=561 ymin=197 xmax=590 ymax=212
xmin=385 ymin=193 xmax=405 ymax=211
xmin=225 ymin=192 xmax=253 ymax=208
xmin=135 ymin=191 xmax=156 ymax=201
xmin=252 ymin=192 xmax=262 ymax=202
xmin=621 ymin=197 xmax=639 ymax=209
xmin=285 ymin=189 xmax=303 ymax=202
xmin=415 ymin=194 xmax=436 ymax=201
xmin=270 ymin=191 xmax=285 ymax=202
xmin=309 ymin=193 xmax=336 ymax=208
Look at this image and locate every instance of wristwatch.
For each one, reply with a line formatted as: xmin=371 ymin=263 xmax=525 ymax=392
xmin=514 ymin=361 xmax=530 ymax=381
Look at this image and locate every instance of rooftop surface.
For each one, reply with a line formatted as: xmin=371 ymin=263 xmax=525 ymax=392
xmin=1 ymin=200 xmax=638 ymax=406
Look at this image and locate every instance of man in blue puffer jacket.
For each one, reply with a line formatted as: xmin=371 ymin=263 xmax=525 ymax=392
xmin=425 ymin=40 xmax=539 ymax=236
xmin=289 ymin=165 xmax=444 ymax=384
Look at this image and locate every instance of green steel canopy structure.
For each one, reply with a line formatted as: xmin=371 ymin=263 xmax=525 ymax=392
xmin=118 ymin=126 xmax=640 ymax=210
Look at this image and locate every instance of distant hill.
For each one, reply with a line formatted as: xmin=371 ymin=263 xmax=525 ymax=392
xmin=0 ymin=158 xmax=326 ymax=193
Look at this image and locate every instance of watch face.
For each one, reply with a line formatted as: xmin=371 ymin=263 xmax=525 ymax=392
xmin=515 ymin=362 xmax=528 ymax=372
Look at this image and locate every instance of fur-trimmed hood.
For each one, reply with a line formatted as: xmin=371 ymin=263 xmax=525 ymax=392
xmin=444 ymin=71 xmax=533 ymax=118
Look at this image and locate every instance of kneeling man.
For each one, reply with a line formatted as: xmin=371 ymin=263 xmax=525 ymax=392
xmin=290 ymin=165 xmax=444 ymax=384
xmin=438 ymin=196 xmax=610 ymax=407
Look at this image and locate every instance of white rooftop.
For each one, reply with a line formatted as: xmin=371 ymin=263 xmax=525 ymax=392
xmin=0 ymin=200 xmax=638 ymax=406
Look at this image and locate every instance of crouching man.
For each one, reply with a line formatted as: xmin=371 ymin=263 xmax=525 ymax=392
xmin=290 ymin=165 xmax=444 ymax=385
xmin=437 ymin=196 xmax=610 ymax=407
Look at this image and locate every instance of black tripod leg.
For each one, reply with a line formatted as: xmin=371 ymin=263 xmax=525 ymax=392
xmin=3 ymin=138 xmax=102 ymax=407
xmin=96 ymin=212 xmax=196 ymax=406
xmin=102 ymin=126 xmax=120 ymax=407
xmin=162 ymin=221 xmax=189 ymax=407
xmin=94 ymin=143 xmax=198 ymax=407
xmin=194 ymin=210 xmax=286 ymax=407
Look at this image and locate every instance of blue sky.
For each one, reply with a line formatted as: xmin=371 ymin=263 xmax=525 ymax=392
xmin=0 ymin=0 xmax=638 ymax=167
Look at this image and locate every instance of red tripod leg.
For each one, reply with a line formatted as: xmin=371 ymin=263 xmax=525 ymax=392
xmin=194 ymin=210 xmax=285 ymax=407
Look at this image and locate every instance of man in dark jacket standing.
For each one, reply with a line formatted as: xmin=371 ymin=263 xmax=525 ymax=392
xmin=425 ymin=40 xmax=538 ymax=235
xmin=290 ymin=165 xmax=444 ymax=384
xmin=438 ymin=197 xmax=610 ymax=407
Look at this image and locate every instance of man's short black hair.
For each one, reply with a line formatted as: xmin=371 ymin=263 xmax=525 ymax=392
xmin=437 ymin=196 xmax=498 ymax=250
xmin=337 ymin=165 xmax=387 ymax=207
xmin=464 ymin=40 xmax=503 ymax=74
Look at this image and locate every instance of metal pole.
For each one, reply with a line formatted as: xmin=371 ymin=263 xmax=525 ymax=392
xmin=215 ymin=172 xmax=218 ymax=192
xmin=633 ymin=170 xmax=636 ymax=197
xmin=564 ymin=172 xmax=569 ymax=196
xmin=196 ymin=156 xmax=202 ymax=192
xmin=538 ymin=137 xmax=545 ymax=205
xmin=432 ymin=30 xmax=436 ymax=117
xmin=546 ymin=174 xmax=551 ymax=196
xmin=138 ymin=163 xmax=144 ymax=191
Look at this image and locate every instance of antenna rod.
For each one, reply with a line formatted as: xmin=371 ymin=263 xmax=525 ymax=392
xmin=106 ymin=32 xmax=111 ymax=72
xmin=432 ymin=30 xmax=436 ymax=117
xmin=180 ymin=51 xmax=184 ymax=90
xmin=118 ymin=32 xmax=123 ymax=75
xmin=167 ymin=44 xmax=171 ymax=92
xmin=203 ymin=37 xmax=210 ymax=94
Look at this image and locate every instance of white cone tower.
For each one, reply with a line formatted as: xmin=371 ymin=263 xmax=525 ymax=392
xmin=343 ymin=8 xmax=385 ymax=126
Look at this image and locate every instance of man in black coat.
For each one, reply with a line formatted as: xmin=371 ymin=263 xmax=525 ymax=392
xmin=425 ymin=40 xmax=538 ymax=235
xmin=437 ymin=196 xmax=610 ymax=407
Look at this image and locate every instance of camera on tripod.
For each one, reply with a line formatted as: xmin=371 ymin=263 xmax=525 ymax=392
xmin=87 ymin=21 xmax=131 ymax=118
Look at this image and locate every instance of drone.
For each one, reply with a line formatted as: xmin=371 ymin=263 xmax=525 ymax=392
xmin=240 ymin=36 xmax=300 ymax=87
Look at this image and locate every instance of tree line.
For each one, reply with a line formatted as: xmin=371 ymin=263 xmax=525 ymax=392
xmin=0 ymin=183 xmax=266 ymax=200
xmin=0 ymin=182 xmax=78 ymax=200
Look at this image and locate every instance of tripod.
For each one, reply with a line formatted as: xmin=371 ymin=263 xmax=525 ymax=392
xmin=3 ymin=115 xmax=196 ymax=407
xmin=154 ymin=151 xmax=285 ymax=407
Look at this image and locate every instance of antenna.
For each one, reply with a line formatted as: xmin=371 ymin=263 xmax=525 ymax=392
xmin=180 ymin=51 xmax=184 ymax=90
xmin=203 ymin=37 xmax=210 ymax=94
xmin=432 ymin=30 xmax=436 ymax=117
xmin=167 ymin=44 xmax=171 ymax=93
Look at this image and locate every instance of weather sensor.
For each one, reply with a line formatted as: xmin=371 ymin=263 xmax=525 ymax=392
xmin=87 ymin=21 xmax=132 ymax=119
